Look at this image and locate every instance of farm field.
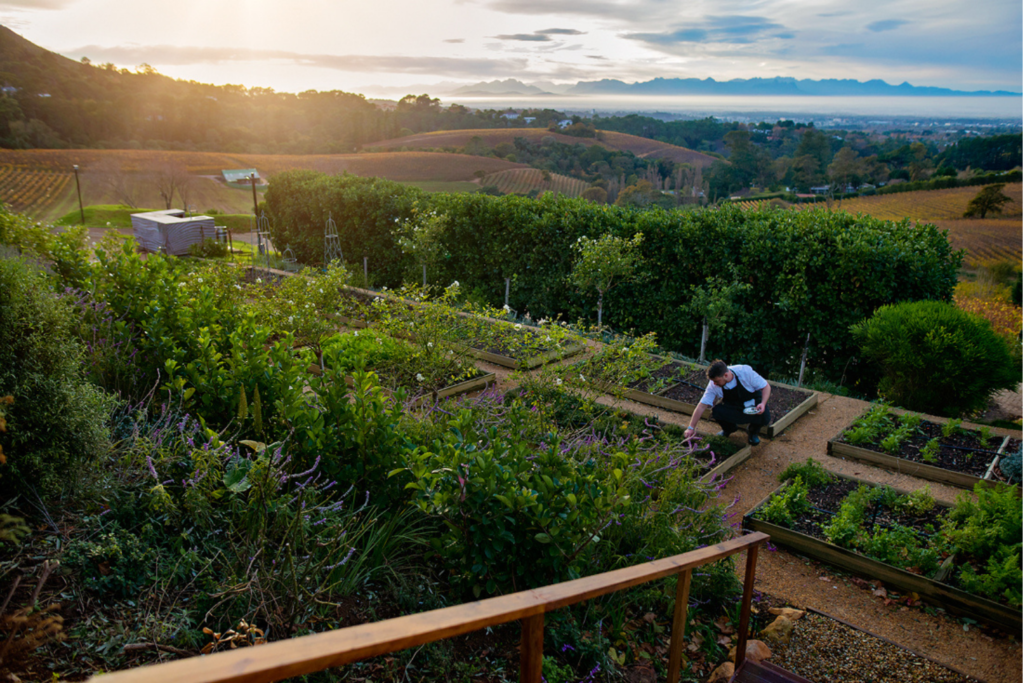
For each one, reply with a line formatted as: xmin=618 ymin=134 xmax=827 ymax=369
xmin=836 ymin=183 xmax=1023 ymax=221
xmin=362 ymin=128 xmax=719 ymax=168
xmin=932 ymin=218 xmax=1022 ymax=267
xmin=0 ymin=149 xmax=526 ymax=220
xmin=481 ymin=168 xmax=589 ymax=197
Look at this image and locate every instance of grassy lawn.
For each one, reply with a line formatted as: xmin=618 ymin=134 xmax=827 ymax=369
xmin=55 ymin=205 xmax=256 ymax=232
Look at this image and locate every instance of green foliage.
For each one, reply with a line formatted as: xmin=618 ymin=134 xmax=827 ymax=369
xmin=0 ymin=257 xmax=115 ymax=494
xmin=843 ymin=403 xmax=893 ymax=445
xmin=963 ymin=184 xmax=1012 ymax=218
xmin=858 ymin=524 xmax=940 ymax=575
xmin=822 ymin=485 xmax=876 ymax=547
xmin=49 ymin=226 xmax=92 ymax=288
xmin=0 ymin=203 xmax=52 ymax=256
xmin=187 ymin=237 xmax=229 ymax=258
xmin=900 ymin=486 xmax=936 ymax=515
xmin=777 ymin=458 xmax=833 ymax=488
xmin=265 ymin=175 xmax=962 ymax=383
xmin=569 ymin=232 xmax=644 ymax=325
xmin=941 ymin=418 xmax=963 ymax=439
xmin=941 ymin=483 xmax=1022 ymax=607
xmin=851 ymin=300 xmax=1019 ymax=416
xmin=757 ymin=476 xmax=810 ymax=527
xmin=1000 ymin=445 xmax=1022 ymax=484
xmin=398 ymin=416 xmax=631 ymax=597
xmin=879 ymin=418 xmax=919 ymax=455
xmin=920 ymin=438 xmax=940 ymax=463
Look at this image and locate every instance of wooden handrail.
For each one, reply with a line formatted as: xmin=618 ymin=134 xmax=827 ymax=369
xmin=92 ymin=532 xmax=768 ymax=683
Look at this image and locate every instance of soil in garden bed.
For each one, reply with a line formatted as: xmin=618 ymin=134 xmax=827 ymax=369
xmin=628 ymin=360 xmax=700 ymax=394
xmin=654 ymin=364 xmax=811 ymax=419
xmin=838 ymin=416 xmax=1006 ymax=477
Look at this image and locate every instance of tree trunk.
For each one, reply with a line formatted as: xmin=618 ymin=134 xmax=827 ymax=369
xmin=699 ymin=319 xmax=709 ymax=364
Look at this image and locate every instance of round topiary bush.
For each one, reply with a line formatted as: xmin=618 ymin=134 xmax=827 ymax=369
xmin=850 ymin=300 xmax=1020 ymax=417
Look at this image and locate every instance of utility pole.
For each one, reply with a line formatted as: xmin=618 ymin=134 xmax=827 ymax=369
xmin=250 ymin=172 xmax=259 ymax=217
xmin=73 ymin=164 xmax=84 ymax=224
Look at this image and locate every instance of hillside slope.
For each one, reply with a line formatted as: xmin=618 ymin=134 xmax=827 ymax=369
xmin=363 ymin=128 xmax=718 ymax=168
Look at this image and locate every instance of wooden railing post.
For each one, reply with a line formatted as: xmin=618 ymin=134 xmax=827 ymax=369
xmin=520 ymin=614 xmax=544 ymax=683
xmin=666 ymin=569 xmax=692 ymax=683
xmin=734 ymin=544 xmax=759 ymax=670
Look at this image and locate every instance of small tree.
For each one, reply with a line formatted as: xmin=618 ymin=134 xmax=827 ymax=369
xmin=964 ymin=184 xmax=1012 ymax=219
xmin=398 ymin=204 xmax=450 ymax=287
xmin=680 ymin=277 xmax=751 ymax=364
xmin=570 ymin=232 xmax=644 ymax=327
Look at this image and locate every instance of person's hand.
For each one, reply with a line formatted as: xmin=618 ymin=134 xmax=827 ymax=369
xmin=755 ymin=403 xmax=766 ymax=414
xmin=684 ymin=426 xmax=696 ymax=436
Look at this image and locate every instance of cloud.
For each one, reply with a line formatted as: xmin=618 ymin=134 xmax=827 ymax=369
xmin=443 ymin=39 xmax=465 ymax=44
xmin=586 ymin=55 xmax=608 ymax=60
xmin=0 ymin=0 xmax=75 ymax=8
xmin=492 ymin=33 xmax=551 ymax=41
xmin=536 ymin=28 xmax=585 ymax=35
xmin=624 ymin=16 xmax=785 ymax=46
xmin=67 ymin=44 xmax=529 ymax=77
xmin=867 ymin=19 xmax=908 ymax=32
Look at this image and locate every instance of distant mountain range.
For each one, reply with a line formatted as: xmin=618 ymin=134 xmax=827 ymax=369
xmin=445 ymin=77 xmax=1020 ymax=98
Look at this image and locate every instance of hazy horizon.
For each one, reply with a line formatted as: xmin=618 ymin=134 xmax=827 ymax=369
xmin=1 ymin=0 xmax=1020 ymax=99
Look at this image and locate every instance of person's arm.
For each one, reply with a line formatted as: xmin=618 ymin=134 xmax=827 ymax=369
xmin=684 ymin=403 xmax=707 ymax=437
xmin=756 ymin=383 xmax=771 ymax=414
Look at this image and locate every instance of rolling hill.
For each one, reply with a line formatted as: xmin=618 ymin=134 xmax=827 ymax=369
xmin=362 ymin=128 xmax=719 ymax=168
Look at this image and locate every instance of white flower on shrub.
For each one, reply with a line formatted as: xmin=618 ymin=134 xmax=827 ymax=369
xmin=451 ymin=280 xmax=460 ymax=287
xmin=427 ymin=342 xmax=433 ymax=348
xmin=178 ymin=282 xmax=186 ymax=287
xmin=256 ymin=278 xmax=263 ymax=283
xmin=416 ymin=373 xmax=425 ymax=382
xmin=288 ymin=316 xmax=294 ymax=323
xmin=502 ymin=304 xmax=510 ymax=312
xmin=555 ymin=378 xmax=563 ymax=386
xmin=579 ymin=375 xmax=586 ymax=382
xmin=197 ymin=278 xmax=203 ymax=283
xmin=353 ymin=331 xmax=359 ymax=336
xmin=545 ymin=336 xmax=551 ymax=342
xmin=514 ymin=324 xmax=522 ymax=330
xmin=234 ymin=284 xmax=241 ymax=290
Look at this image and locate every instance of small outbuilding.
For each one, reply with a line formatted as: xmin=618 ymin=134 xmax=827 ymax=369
xmin=131 ymin=209 xmax=217 ymax=255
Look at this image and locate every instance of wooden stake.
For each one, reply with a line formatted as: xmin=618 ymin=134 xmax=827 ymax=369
xmin=520 ymin=614 xmax=544 ymax=683
xmin=734 ymin=544 xmax=759 ymax=671
xmin=797 ymin=333 xmax=811 ymax=387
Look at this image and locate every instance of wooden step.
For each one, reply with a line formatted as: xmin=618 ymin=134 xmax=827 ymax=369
xmin=731 ymin=659 xmax=816 ymax=683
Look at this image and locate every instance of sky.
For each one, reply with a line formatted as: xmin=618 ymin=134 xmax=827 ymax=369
xmin=2 ymin=0 xmax=1021 ymax=97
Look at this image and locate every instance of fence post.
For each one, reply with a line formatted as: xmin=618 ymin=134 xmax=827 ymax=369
xmin=734 ymin=544 xmax=759 ymax=671
xmin=504 ymin=277 xmax=511 ymax=307
xmin=423 ymin=263 xmax=427 ymax=288
xmin=520 ymin=614 xmax=544 ymax=683
xmin=363 ymin=257 xmax=368 ymax=287
xmin=699 ymin=320 xmax=709 ymax=365
xmin=667 ymin=569 xmax=692 ymax=683
xmin=797 ymin=333 xmax=811 ymax=387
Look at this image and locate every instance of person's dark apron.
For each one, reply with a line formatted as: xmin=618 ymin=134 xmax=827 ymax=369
xmin=722 ymin=374 xmax=759 ymax=409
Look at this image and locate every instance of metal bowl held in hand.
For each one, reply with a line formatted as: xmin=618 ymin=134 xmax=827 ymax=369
xmin=743 ymin=406 xmax=760 ymax=415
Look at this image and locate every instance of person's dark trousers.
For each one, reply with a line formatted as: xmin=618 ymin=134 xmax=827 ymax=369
xmin=711 ymin=403 xmax=772 ymax=436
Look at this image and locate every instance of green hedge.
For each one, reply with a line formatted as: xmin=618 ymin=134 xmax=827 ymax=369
xmin=265 ymin=171 xmax=962 ymax=381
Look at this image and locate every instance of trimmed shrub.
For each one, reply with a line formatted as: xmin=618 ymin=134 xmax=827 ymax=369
xmin=850 ymin=300 xmax=1020 ymax=416
xmin=265 ymin=172 xmax=962 ymax=382
xmin=0 ymin=257 xmax=115 ymax=493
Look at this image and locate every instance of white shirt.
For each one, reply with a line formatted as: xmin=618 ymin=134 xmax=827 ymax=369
xmin=699 ymin=365 xmax=768 ymax=407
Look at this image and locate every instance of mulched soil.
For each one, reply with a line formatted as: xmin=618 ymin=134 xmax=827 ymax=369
xmin=653 ymin=365 xmax=812 ymax=423
xmin=837 ymin=417 xmax=1007 ymax=477
xmin=450 ymin=322 xmax=560 ymax=360
xmin=628 ymin=360 xmax=702 ymax=394
xmin=766 ymin=612 xmax=979 ymax=683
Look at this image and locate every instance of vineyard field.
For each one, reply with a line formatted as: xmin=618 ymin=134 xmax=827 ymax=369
xmin=0 ymin=150 xmax=526 ymax=220
xmin=0 ymin=168 xmax=73 ymax=218
xmin=930 ymin=218 xmax=1022 ymax=267
xmin=481 ymin=168 xmax=589 ymax=197
xmin=834 ymin=183 xmax=1023 ymax=221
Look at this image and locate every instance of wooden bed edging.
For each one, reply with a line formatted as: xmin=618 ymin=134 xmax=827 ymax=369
xmin=700 ymin=441 xmax=753 ymax=483
xmin=409 ymin=372 xmax=496 ymax=408
xmin=90 ymin=534 xmax=769 ymax=683
xmin=743 ymin=478 xmax=1021 ymax=634
xmin=827 ymin=411 xmax=1020 ymax=492
xmin=594 ymin=367 xmax=817 ymax=439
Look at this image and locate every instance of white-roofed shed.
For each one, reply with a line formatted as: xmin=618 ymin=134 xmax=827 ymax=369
xmin=131 ymin=209 xmax=217 ymax=255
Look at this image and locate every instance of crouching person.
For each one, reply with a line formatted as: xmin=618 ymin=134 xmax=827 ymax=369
xmin=683 ymin=359 xmax=771 ymax=446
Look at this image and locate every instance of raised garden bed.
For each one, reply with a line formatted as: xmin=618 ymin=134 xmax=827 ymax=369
xmin=507 ymin=385 xmax=750 ymax=483
xmin=581 ymin=356 xmax=817 ymax=438
xmin=743 ymin=466 xmax=1022 ymax=633
xmin=828 ymin=404 xmax=1022 ymax=491
xmin=336 ymin=286 xmax=583 ymax=368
